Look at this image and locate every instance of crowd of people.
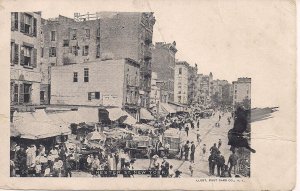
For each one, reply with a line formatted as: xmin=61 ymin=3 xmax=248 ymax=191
xmin=10 ymin=104 xmax=247 ymax=178
xmin=10 ymin=143 xmax=79 ymax=177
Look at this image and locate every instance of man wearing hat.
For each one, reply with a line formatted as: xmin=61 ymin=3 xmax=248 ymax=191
xmin=190 ymin=141 xmax=196 ymax=163
xmin=160 ymin=156 xmax=169 ymax=177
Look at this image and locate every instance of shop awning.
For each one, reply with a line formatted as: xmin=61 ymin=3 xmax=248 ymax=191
xmin=140 ymin=108 xmax=155 ymax=120
xmin=106 ymin=108 xmax=128 ymax=121
xmin=12 ymin=110 xmax=71 ymax=140
xmin=105 ymin=108 xmax=137 ymax=125
xmin=160 ymin=103 xmax=176 ymax=114
xmin=47 ymin=111 xmax=84 ymax=125
xmin=123 ymin=111 xmax=137 ymax=125
xmin=77 ymin=107 xmax=99 ymax=123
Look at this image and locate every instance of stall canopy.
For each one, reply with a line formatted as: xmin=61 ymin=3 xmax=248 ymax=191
xmin=140 ymin=108 xmax=155 ymax=120
xmin=77 ymin=107 xmax=99 ymax=123
xmin=12 ymin=109 xmax=71 ymax=140
xmin=160 ymin=103 xmax=176 ymax=114
xmin=47 ymin=110 xmax=84 ymax=125
xmin=106 ymin=108 xmax=137 ymax=125
xmin=86 ymin=131 xmax=106 ymax=141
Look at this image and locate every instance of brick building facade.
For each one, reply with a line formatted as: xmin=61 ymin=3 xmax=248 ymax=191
xmin=42 ymin=12 xmax=155 ymax=108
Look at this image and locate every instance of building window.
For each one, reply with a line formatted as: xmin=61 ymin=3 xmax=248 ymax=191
xmin=63 ymin=40 xmax=69 ymax=47
xmin=95 ymin=92 xmax=100 ymax=99
xmin=179 ymin=68 xmax=182 ymax=75
xmin=73 ymin=72 xmax=78 ymax=82
xmin=88 ymin=92 xmax=100 ymax=100
xmin=41 ymin=47 xmax=44 ymax=58
xmin=96 ymin=44 xmax=100 ymax=58
xmin=84 ymin=68 xmax=89 ymax=82
xmin=51 ymin=31 xmax=56 ymax=41
xmin=85 ymin=29 xmax=90 ymax=39
xmin=82 ymin=45 xmax=89 ymax=56
xmin=71 ymin=46 xmax=78 ymax=56
xmin=49 ymin=47 xmax=56 ymax=57
xmin=20 ymin=13 xmax=36 ymax=36
xmin=23 ymin=84 xmax=31 ymax=103
xmin=13 ymin=84 xmax=18 ymax=103
xmin=40 ymin=91 xmax=45 ymax=101
xmin=70 ymin=29 xmax=77 ymax=40
xmin=21 ymin=45 xmax=36 ymax=67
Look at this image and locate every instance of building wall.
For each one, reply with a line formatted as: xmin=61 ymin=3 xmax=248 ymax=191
xmin=188 ymin=64 xmax=198 ymax=104
xmin=10 ymin=12 xmax=42 ymax=107
xmin=233 ymin=78 xmax=251 ymax=106
xmin=149 ymin=72 xmax=161 ymax=113
xmin=174 ymin=62 xmax=189 ymax=104
xmin=42 ymin=12 xmax=155 ymax=108
xmin=50 ymin=59 xmax=139 ymax=107
xmin=151 ymin=42 xmax=177 ymax=103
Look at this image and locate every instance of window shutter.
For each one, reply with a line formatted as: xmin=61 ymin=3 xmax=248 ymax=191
xmin=11 ymin=13 xmax=15 ymax=31
xmin=19 ymin=84 xmax=24 ymax=104
xmin=33 ymin=18 xmax=37 ymax=37
xmin=49 ymin=48 xmax=52 ymax=57
xmin=20 ymin=13 xmax=25 ymax=33
xmin=95 ymin=92 xmax=100 ymax=99
xmin=15 ymin=13 xmax=18 ymax=30
xmin=32 ymin=48 xmax=37 ymax=68
xmin=82 ymin=46 xmax=84 ymax=56
xmin=14 ymin=44 xmax=19 ymax=65
xmin=88 ymin=92 xmax=91 ymax=100
xmin=20 ymin=46 xmax=24 ymax=65
xmin=10 ymin=82 xmax=14 ymax=104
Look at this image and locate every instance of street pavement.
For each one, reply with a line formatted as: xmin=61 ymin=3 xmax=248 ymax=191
xmin=132 ymin=111 xmax=233 ymax=178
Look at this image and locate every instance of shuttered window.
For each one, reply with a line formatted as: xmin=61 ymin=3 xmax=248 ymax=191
xmin=13 ymin=84 xmax=18 ymax=103
xmin=19 ymin=84 xmax=24 ymax=104
xmin=11 ymin=12 xmax=18 ymax=31
xmin=23 ymin=83 xmax=31 ymax=103
xmin=14 ymin=43 xmax=19 ymax=65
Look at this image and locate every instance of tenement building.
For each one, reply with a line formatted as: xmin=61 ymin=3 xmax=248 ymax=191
xmin=42 ymin=12 xmax=155 ymax=108
xmin=174 ymin=61 xmax=189 ymax=104
xmin=152 ymin=41 xmax=177 ymax=103
xmin=10 ymin=12 xmax=43 ymax=113
xmin=232 ymin=77 xmax=251 ymax=108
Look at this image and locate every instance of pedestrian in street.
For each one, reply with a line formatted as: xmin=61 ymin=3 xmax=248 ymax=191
xmin=91 ymin=155 xmax=100 ymax=176
xmin=189 ymin=161 xmax=195 ymax=177
xmin=120 ymin=150 xmax=125 ymax=169
xmin=210 ymin=143 xmax=219 ymax=155
xmin=216 ymin=151 xmax=225 ymax=177
xmin=219 ymin=115 xmax=221 ymax=121
xmin=208 ymin=152 xmax=217 ymax=176
xmin=196 ymin=130 xmax=201 ymax=143
xmin=180 ymin=144 xmax=184 ymax=160
xmin=190 ymin=141 xmax=196 ymax=163
xmin=190 ymin=121 xmax=194 ymax=129
xmin=114 ymin=151 xmax=119 ymax=171
xmin=197 ymin=120 xmax=200 ymax=129
xmin=161 ymin=156 xmax=169 ymax=177
xmin=228 ymin=150 xmax=238 ymax=177
xmin=64 ymin=155 xmax=72 ymax=177
xmin=184 ymin=141 xmax=190 ymax=161
xmin=218 ymin=139 xmax=222 ymax=149
xmin=185 ymin=125 xmax=189 ymax=137
xmin=201 ymin=144 xmax=206 ymax=160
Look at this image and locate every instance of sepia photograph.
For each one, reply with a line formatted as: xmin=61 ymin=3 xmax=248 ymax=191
xmin=0 ymin=0 xmax=296 ymax=190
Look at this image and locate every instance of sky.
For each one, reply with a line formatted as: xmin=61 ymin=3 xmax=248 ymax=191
xmin=3 ymin=0 xmax=296 ymax=108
